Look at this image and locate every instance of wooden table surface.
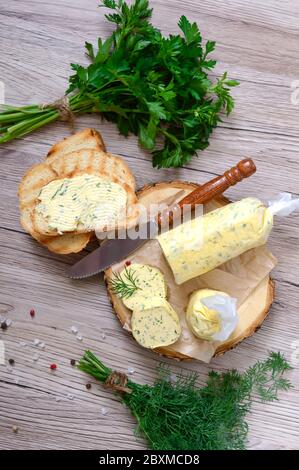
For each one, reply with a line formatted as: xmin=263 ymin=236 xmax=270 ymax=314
xmin=0 ymin=0 xmax=298 ymax=450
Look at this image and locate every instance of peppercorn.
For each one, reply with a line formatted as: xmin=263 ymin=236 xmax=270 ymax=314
xmin=1 ymin=321 xmax=7 ymax=331
xmin=8 ymin=359 xmax=15 ymax=366
xmin=70 ymin=359 xmax=76 ymax=366
xmin=30 ymin=309 xmax=35 ymax=318
xmin=86 ymin=383 xmax=92 ymax=390
xmin=125 ymin=260 xmax=131 ymax=266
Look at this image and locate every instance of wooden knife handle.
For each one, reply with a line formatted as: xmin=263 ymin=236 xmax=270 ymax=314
xmin=157 ymin=158 xmax=256 ymax=227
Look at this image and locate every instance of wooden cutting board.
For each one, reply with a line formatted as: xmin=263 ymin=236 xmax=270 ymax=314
xmin=104 ymin=181 xmax=274 ymax=360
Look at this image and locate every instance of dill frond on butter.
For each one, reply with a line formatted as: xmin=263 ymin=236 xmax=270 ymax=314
xmin=110 ymin=267 xmax=141 ymax=299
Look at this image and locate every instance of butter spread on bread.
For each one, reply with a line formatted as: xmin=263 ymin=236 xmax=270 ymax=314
xmin=36 ymin=174 xmax=127 ymax=233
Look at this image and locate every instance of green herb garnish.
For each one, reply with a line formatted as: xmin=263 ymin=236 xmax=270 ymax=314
xmin=78 ymin=350 xmax=292 ymax=450
xmin=0 ymin=0 xmax=238 ymax=168
xmin=110 ymin=267 xmax=141 ymax=299
xmin=51 ymin=183 xmax=64 ymax=200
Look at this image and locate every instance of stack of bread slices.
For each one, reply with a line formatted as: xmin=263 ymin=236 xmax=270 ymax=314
xmin=18 ymin=129 xmax=138 ymax=254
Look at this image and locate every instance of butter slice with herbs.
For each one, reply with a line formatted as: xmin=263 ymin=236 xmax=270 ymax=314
xmin=121 ymin=264 xmax=167 ymax=310
xmin=36 ymin=174 xmax=127 ymax=233
xmin=158 ymin=198 xmax=273 ymax=285
xmin=131 ymin=298 xmax=181 ymax=349
xmin=186 ymin=289 xmax=226 ymax=340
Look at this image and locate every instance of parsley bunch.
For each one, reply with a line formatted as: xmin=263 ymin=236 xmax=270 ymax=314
xmin=0 ymin=0 xmax=238 ymax=168
xmin=78 ymin=351 xmax=292 ymax=450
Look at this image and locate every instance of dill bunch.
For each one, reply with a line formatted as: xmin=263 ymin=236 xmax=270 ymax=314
xmin=0 ymin=0 xmax=238 ymax=168
xmin=78 ymin=350 xmax=292 ymax=450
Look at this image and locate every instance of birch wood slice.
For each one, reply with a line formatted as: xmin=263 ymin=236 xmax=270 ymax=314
xmin=105 ymin=181 xmax=275 ymax=361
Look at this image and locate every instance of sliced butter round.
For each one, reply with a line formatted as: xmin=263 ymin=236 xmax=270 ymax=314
xmin=186 ymin=288 xmax=227 ymax=340
xmin=120 ymin=264 xmax=167 ymax=310
xmin=131 ymin=298 xmax=181 ymax=349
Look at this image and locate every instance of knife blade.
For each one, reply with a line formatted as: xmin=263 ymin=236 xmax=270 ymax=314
xmin=67 ymin=220 xmax=159 ymax=279
xmin=67 ymin=190 xmax=186 ymax=279
xmin=66 ymin=158 xmax=256 ymax=279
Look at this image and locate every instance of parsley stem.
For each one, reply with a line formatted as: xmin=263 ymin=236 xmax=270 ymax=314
xmin=7 ymin=111 xmax=55 ymax=132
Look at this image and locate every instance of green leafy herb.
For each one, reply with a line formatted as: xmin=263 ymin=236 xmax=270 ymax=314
xmin=0 ymin=0 xmax=238 ymax=168
xmin=78 ymin=350 xmax=292 ymax=450
xmin=110 ymin=267 xmax=141 ymax=298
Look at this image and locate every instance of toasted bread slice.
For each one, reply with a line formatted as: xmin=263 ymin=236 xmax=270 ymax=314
xmin=18 ymin=162 xmax=91 ymax=253
xmin=32 ymin=171 xmax=139 ymax=237
xmin=19 ymin=130 xmax=137 ymax=253
xmin=46 ymin=128 xmax=106 ymax=164
xmin=20 ymin=203 xmax=91 ymax=253
xmin=20 ymin=202 xmax=42 ymax=238
xmin=33 ymin=149 xmax=139 ymax=236
xmin=49 ymin=149 xmax=135 ymax=191
xmin=18 ymin=162 xmax=57 ymax=237
xmin=41 ymin=232 xmax=91 ymax=254
xmin=18 ymin=163 xmax=58 ymax=207
xmin=105 ymin=152 xmax=135 ymax=191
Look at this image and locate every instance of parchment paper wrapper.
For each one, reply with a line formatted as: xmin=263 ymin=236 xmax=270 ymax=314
xmin=112 ymin=239 xmax=277 ymax=363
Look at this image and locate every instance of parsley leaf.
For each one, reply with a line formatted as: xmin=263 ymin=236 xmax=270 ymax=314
xmin=70 ymin=0 xmax=239 ymax=167
xmin=0 ymin=0 xmax=239 ymax=168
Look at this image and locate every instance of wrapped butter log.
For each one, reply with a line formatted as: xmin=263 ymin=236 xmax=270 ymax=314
xmin=186 ymin=289 xmax=238 ymax=341
xmin=158 ymin=193 xmax=299 ymax=285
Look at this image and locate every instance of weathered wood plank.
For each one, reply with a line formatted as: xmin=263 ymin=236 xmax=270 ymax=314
xmin=0 ymin=0 xmax=298 ymax=450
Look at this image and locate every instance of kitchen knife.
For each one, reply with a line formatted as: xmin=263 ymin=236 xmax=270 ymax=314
xmin=67 ymin=158 xmax=256 ymax=279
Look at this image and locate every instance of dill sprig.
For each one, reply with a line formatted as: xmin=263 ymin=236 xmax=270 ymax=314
xmin=78 ymin=350 xmax=292 ymax=450
xmin=110 ymin=267 xmax=141 ymax=299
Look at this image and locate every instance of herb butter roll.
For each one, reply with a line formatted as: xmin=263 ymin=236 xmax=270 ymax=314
xmin=131 ymin=298 xmax=181 ymax=349
xmin=158 ymin=197 xmax=273 ymax=285
xmin=186 ymin=289 xmax=238 ymax=341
